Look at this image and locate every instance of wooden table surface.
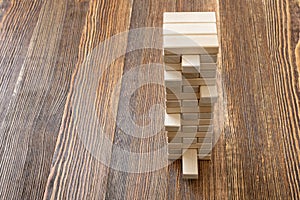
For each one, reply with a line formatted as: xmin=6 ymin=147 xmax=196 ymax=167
xmin=0 ymin=0 xmax=299 ymax=199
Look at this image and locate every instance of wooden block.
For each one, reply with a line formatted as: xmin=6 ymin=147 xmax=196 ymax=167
xmin=168 ymin=154 xmax=182 ymax=160
xmin=198 ymin=102 xmax=213 ymax=106
xmin=198 ymin=154 xmax=211 ymax=160
xmin=163 ymin=12 xmax=216 ymax=23
xmin=163 ymin=35 xmax=219 ymax=55
xmin=182 ymin=73 xmax=200 ymax=79
xmin=182 ymin=149 xmax=198 ymax=179
xmin=200 ymin=55 xmax=218 ymax=63
xmin=165 ymin=71 xmax=182 ymax=94
xmin=166 ymin=87 xmax=181 ymax=94
xmin=182 ymin=55 xmax=200 ymax=74
xmin=168 ymin=149 xmax=182 ymax=154
xmin=168 ymin=143 xmax=211 ymax=149
xmin=200 ymin=85 xmax=218 ymax=103
xmin=181 ymin=106 xmax=212 ymax=113
xmin=198 ymin=148 xmax=212 ymax=154
xmin=164 ymin=63 xmax=181 ymax=71
xmin=163 ymin=23 xmax=217 ymax=35
xmin=166 ymin=107 xmax=180 ymax=114
xmin=198 ymin=125 xmax=213 ymax=132
xmin=182 ymin=100 xmax=198 ymax=107
xmin=164 ymin=55 xmax=181 ymax=63
xmin=199 ymin=70 xmax=216 ymax=78
xmin=168 ymin=137 xmax=182 ymax=143
xmin=181 ymin=119 xmax=199 ymax=126
xmin=199 ymin=119 xmax=212 ymax=125
xmin=181 ymin=113 xmax=199 ymax=120
xmin=166 ymin=127 xmax=182 ymax=132
xmin=198 ymin=112 xmax=213 ymax=119
xmin=182 ymin=86 xmax=199 ymax=93
xmin=200 ymin=63 xmax=217 ymax=70
xmin=167 ymin=131 xmax=212 ymax=138
xmin=182 ymin=78 xmax=216 ymax=86
xmin=166 ymin=100 xmax=181 ymax=108
xmin=165 ymin=71 xmax=181 ymax=85
xmin=166 ymin=107 xmax=212 ymax=113
xmin=166 ymin=93 xmax=200 ymax=100
xmin=182 ymin=55 xmax=200 ymax=66
xmin=168 ymin=143 xmax=182 ymax=149
xmin=182 ymin=126 xmax=197 ymax=133
xmin=165 ymin=113 xmax=180 ymax=131
xmin=181 ymin=119 xmax=212 ymax=126
xmin=183 ymin=138 xmax=197 ymax=144
xmin=198 ymin=137 xmax=212 ymax=143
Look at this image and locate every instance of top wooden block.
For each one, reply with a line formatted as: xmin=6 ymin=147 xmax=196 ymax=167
xmin=163 ymin=12 xmax=216 ymax=23
xmin=163 ymin=23 xmax=217 ymax=35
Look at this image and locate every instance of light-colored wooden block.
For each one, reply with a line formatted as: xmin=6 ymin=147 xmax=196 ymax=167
xmin=181 ymin=106 xmax=213 ymax=113
xmin=198 ymin=137 xmax=212 ymax=143
xmin=182 ymin=86 xmax=199 ymax=93
xmin=182 ymin=78 xmax=216 ymax=86
xmin=198 ymin=154 xmax=211 ymax=160
xmin=164 ymin=63 xmax=181 ymax=71
xmin=166 ymin=107 xmax=212 ymax=113
xmin=164 ymin=71 xmax=182 ymax=84
xmin=164 ymin=55 xmax=181 ymax=63
xmin=182 ymin=149 xmax=198 ymax=179
xmin=200 ymin=85 xmax=218 ymax=103
xmin=182 ymin=100 xmax=198 ymax=107
xmin=168 ymin=149 xmax=182 ymax=154
xmin=166 ymin=87 xmax=181 ymax=94
xmin=182 ymin=126 xmax=197 ymax=133
xmin=198 ymin=125 xmax=213 ymax=132
xmin=182 ymin=55 xmax=200 ymax=73
xmin=163 ymin=35 xmax=219 ymax=55
xmin=183 ymin=138 xmax=197 ymax=144
xmin=200 ymin=63 xmax=217 ymax=70
xmin=182 ymin=55 xmax=200 ymax=67
xmin=168 ymin=154 xmax=182 ymax=160
xmin=200 ymin=55 xmax=218 ymax=63
xmin=166 ymin=107 xmax=180 ymax=114
xmin=182 ymin=113 xmax=199 ymax=120
xmin=163 ymin=23 xmax=217 ymax=35
xmin=165 ymin=113 xmax=180 ymax=131
xmin=167 ymin=131 xmax=213 ymax=138
xmin=199 ymin=119 xmax=212 ymax=125
xmin=168 ymin=137 xmax=182 ymax=143
xmin=163 ymin=12 xmax=216 ymax=23
xmin=182 ymin=73 xmax=200 ymax=79
xmin=199 ymin=70 xmax=216 ymax=78
xmin=198 ymin=112 xmax=213 ymax=119
xmin=181 ymin=119 xmax=212 ymax=126
xmin=166 ymin=127 xmax=181 ymax=132
xmin=164 ymin=71 xmax=182 ymax=92
xmin=181 ymin=119 xmax=199 ymax=126
xmin=166 ymin=93 xmax=200 ymax=100
xmin=166 ymin=100 xmax=181 ymax=108
xmin=198 ymin=148 xmax=212 ymax=154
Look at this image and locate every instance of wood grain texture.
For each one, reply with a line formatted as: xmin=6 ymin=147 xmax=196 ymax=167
xmin=44 ymin=0 xmax=134 ymax=199
xmin=219 ymin=0 xmax=300 ymax=199
xmin=0 ymin=0 xmax=298 ymax=199
xmin=0 ymin=0 xmax=89 ymax=199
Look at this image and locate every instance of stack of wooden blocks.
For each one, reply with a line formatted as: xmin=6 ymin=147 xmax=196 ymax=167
xmin=163 ymin=12 xmax=219 ymax=179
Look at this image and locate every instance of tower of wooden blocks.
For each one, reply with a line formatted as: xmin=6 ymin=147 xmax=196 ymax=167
xmin=163 ymin=12 xmax=219 ymax=179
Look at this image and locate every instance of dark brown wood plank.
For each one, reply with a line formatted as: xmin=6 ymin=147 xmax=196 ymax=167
xmin=0 ymin=0 xmax=89 ymax=199
xmin=43 ymin=0 xmax=134 ymax=199
xmin=0 ymin=0 xmax=44 ymax=125
xmin=219 ymin=0 xmax=300 ymax=199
